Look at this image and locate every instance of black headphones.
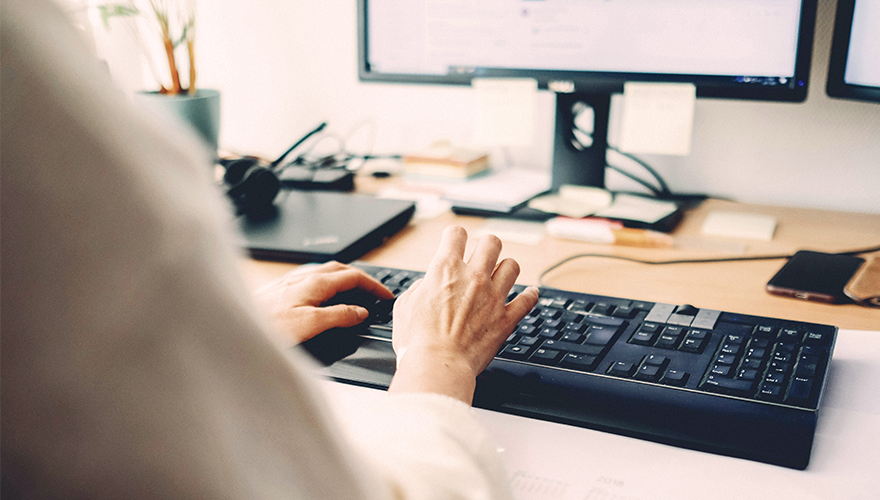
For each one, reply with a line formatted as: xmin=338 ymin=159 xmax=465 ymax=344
xmin=221 ymin=122 xmax=328 ymax=216
xmin=222 ymin=157 xmax=280 ymax=216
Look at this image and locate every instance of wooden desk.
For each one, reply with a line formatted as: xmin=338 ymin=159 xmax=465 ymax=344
xmin=242 ymin=197 xmax=880 ymax=331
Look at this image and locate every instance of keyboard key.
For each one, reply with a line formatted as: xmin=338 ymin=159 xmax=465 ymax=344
xmin=779 ymin=328 xmax=803 ymax=342
xmin=643 ymin=354 xmax=669 ymax=366
xmin=725 ymin=333 xmax=746 ymax=345
xmin=795 ymin=354 xmax=819 ymax=377
xmin=608 ymin=361 xmax=636 ymax=377
xmin=740 ymin=358 xmax=762 ymax=370
xmin=584 ymin=314 xmax=625 ymax=327
xmin=543 ymin=319 xmax=564 ymax=330
xmin=612 ymin=305 xmax=637 ymax=318
xmin=518 ymin=336 xmax=540 ymax=346
xmin=786 ymin=377 xmax=813 ymax=402
xmin=499 ymin=345 xmax=530 ymax=360
xmin=687 ymin=328 xmax=710 ymax=339
xmin=702 ymin=375 xmax=755 ymax=397
xmin=560 ymin=332 xmax=584 ymax=343
xmin=591 ymin=303 xmax=614 ymax=316
xmin=715 ymin=354 xmax=737 ymax=365
xmin=538 ymin=327 xmax=560 ymax=339
xmin=804 ymin=330 xmax=830 ymax=346
xmin=544 ymin=340 xmax=604 ymax=356
xmin=517 ymin=324 xmax=537 ymax=336
xmin=711 ymin=365 xmax=731 ymax=376
xmin=754 ymin=324 xmax=777 ymax=337
xmin=660 ymin=369 xmax=689 ymax=386
xmin=585 ymin=324 xmax=618 ymax=345
xmin=635 ymin=364 xmax=661 ymax=381
xmin=559 ymin=353 xmax=598 ymax=372
xmin=759 ymin=383 xmax=783 ymax=401
xmin=629 ymin=330 xmax=656 ymax=346
xmin=640 ymin=322 xmax=661 ymax=333
xmin=655 ymin=334 xmax=681 ymax=349
xmin=540 ymin=309 xmax=562 ymax=320
xmin=721 ymin=344 xmax=741 ymax=355
xmin=531 ymin=348 xmax=562 ymax=365
xmin=567 ymin=300 xmax=591 ymax=315
xmin=746 ymin=347 xmax=766 ymax=359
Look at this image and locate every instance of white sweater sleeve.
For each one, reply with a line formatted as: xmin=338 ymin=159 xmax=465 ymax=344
xmin=0 ymin=1 xmax=512 ymax=499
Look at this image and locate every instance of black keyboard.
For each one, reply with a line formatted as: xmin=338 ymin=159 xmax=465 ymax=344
xmin=310 ymin=263 xmax=838 ymax=470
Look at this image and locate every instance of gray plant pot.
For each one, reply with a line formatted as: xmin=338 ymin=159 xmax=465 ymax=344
xmin=136 ymin=89 xmax=221 ymax=151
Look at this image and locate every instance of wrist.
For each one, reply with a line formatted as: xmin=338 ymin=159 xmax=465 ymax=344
xmin=389 ymin=347 xmax=477 ymax=405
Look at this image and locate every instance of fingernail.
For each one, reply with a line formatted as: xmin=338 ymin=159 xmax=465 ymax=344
xmin=355 ymin=307 xmax=369 ymax=320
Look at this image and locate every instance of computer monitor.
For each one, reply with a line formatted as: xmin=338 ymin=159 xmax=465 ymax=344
xmin=358 ymin=0 xmax=817 ymax=191
xmin=827 ymin=0 xmax=880 ymax=103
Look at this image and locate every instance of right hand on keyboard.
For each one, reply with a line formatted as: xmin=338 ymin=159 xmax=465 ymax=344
xmin=388 ymin=226 xmax=539 ymax=404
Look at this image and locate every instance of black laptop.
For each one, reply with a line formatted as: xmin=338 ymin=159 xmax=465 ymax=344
xmin=236 ymin=190 xmax=415 ymax=263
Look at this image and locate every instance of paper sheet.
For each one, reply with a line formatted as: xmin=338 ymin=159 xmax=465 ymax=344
xmin=619 ymin=82 xmax=696 ymax=155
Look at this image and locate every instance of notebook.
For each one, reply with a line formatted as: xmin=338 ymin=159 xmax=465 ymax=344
xmin=235 ymin=190 xmax=415 ymax=263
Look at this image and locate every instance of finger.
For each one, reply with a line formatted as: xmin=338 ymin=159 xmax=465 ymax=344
xmin=311 ymin=304 xmax=370 ymax=329
xmin=467 ymin=234 xmax=503 ymax=275
xmin=491 ymin=257 xmax=521 ymax=293
xmin=320 ymin=269 xmax=395 ymax=300
xmin=506 ymin=286 xmax=540 ymax=325
xmin=431 ymin=226 xmax=468 ymax=266
xmin=308 ymin=261 xmax=349 ymax=273
xmin=393 ymin=278 xmax=422 ymax=310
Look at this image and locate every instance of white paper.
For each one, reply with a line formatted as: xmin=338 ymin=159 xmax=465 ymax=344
xmin=594 ymin=193 xmax=679 ymax=224
xmin=619 ymin=82 xmax=696 ymax=155
xmin=443 ymin=169 xmax=550 ymax=212
xmin=474 ymin=78 xmax=538 ymax=147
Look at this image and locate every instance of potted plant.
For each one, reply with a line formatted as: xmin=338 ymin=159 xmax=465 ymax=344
xmin=97 ymin=0 xmax=220 ymax=150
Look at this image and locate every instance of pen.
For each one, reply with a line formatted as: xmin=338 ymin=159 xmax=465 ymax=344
xmin=545 ymin=217 xmax=674 ymax=248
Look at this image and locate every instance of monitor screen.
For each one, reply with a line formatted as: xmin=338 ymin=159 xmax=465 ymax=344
xmin=827 ymin=0 xmax=880 ymax=103
xmin=360 ymin=0 xmax=815 ymax=101
xmin=358 ymin=0 xmax=817 ymax=191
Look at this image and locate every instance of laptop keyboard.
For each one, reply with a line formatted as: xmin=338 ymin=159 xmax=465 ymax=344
xmin=325 ymin=263 xmax=838 ymax=469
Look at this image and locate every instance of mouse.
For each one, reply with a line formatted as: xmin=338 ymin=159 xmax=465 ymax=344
xmin=322 ymin=288 xmax=396 ymax=324
xmin=299 ymin=288 xmax=395 ymax=365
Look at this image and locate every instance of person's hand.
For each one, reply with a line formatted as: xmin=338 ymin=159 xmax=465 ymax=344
xmin=388 ymin=226 xmax=539 ymax=404
xmin=254 ymin=261 xmax=394 ymax=345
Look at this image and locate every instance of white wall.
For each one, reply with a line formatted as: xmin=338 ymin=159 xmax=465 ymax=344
xmin=195 ymin=0 xmax=880 ymax=214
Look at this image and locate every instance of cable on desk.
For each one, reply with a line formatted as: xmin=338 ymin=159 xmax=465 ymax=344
xmin=538 ymin=244 xmax=880 ymax=287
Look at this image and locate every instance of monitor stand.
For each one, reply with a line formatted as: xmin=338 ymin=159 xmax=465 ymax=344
xmin=551 ymin=92 xmax=611 ymax=191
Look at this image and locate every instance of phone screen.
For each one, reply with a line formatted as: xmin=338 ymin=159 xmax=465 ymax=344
xmin=766 ymin=250 xmax=865 ymax=303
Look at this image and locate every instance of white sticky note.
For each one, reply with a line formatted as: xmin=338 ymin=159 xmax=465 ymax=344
xmin=701 ymin=211 xmax=777 ymax=241
xmin=473 ymin=78 xmax=537 ymax=147
xmin=619 ymin=82 xmax=696 ymax=155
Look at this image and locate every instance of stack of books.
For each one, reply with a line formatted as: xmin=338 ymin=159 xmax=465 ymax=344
xmin=402 ymin=143 xmax=490 ymax=179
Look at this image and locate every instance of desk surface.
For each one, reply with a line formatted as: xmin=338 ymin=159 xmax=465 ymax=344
xmin=242 ymin=195 xmax=880 ymax=331
xmin=241 ymin=189 xmax=880 ymax=497
xmin=323 ymin=327 xmax=880 ymax=499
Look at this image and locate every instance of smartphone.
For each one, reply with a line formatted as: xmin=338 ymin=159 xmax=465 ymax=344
xmin=766 ymin=250 xmax=865 ymax=304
